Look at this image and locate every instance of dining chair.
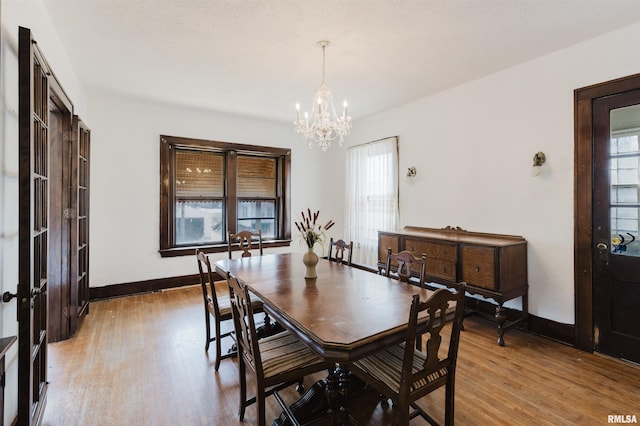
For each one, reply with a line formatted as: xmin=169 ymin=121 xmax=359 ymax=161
xmin=227 ymin=229 xmax=280 ymax=335
xmin=327 ymin=237 xmax=353 ymax=266
xmin=195 ymin=248 xmax=236 ymax=371
xmin=384 ymin=248 xmax=427 ymax=288
xmin=228 ymin=275 xmax=333 ymax=426
xmin=228 ymin=229 xmax=263 ymax=258
xmin=348 ymin=283 xmax=466 ymax=426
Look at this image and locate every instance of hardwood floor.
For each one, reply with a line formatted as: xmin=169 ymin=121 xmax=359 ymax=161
xmin=42 ymin=285 xmax=639 ymax=425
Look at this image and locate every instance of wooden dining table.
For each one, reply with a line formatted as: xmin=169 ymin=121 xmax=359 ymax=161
xmin=214 ymin=252 xmax=447 ymax=424
xmin=214 ymin=252 xmax=441 ymax=363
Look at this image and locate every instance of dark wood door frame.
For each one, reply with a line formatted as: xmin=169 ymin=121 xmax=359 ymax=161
xmin=574 ymin=73 xmax=640 ymax=352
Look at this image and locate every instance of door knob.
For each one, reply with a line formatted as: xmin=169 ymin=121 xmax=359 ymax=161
xmin=2 ymin=291 xmax=17 ymax=303
xmin=596 ymin=242 xmax=608 ymax=251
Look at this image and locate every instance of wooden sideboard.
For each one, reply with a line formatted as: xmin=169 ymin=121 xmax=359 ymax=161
xmin=378 ymin=226 xmax=528 ymax=345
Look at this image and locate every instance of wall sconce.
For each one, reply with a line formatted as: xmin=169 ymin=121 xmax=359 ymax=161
xmin=531 ymin=152 xmax=546 ymax=177
xmin=406 ymin=166 xmax=417 ymax=178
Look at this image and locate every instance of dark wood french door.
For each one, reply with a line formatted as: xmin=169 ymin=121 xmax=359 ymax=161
xmin=70 ymin=116 xmax=91 ymax=333
xmin=592 ymin=90 xmax=640 ymax=363
xmin=18 ymin=26 xmax=51 ymax=425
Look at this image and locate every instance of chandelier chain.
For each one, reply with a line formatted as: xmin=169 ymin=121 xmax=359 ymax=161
xmin=321 ymin=43 xmax=326 ymax=86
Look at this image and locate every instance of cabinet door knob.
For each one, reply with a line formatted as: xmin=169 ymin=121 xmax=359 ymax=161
xmin=475 ymin=266 xmax=480 ymax=272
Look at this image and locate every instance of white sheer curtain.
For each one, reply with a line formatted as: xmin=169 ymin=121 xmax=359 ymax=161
xmin=344 ymin=136 xmax=399 ymax=268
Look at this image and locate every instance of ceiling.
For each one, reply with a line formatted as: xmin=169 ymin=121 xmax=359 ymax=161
xmin=42 ymin=0 xmax=640 ymax=124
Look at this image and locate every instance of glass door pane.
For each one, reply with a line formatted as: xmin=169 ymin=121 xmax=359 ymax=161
xmin=610 ymin=105 xmax=640 ymax=256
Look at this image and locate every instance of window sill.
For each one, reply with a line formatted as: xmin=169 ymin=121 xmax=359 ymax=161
xmin=159 ymin=239 xmax=292 ymax=258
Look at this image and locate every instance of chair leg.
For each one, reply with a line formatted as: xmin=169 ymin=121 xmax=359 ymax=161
xmin=397 ymin=405 xmax=410 ymax=426
xmin=238 ymin=357 xmax=247 ymax=421
xmin=444 ymin=377 xmax=455 ymax=426
xmin=257 ymin=386 xmax=267 ymax=426
xmin=214 ymin=320 xmax=222 ymax=371
xmin=204 ymin=311 xmax=212 ymax=352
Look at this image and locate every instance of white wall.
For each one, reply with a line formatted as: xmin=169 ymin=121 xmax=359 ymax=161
xmin=343 ymin=22 xmax=640 ymax=324
xmin=86 ymin=87 xmax=334 ymax=287
xmin=3 ymin=0 xmax=86 ymax=114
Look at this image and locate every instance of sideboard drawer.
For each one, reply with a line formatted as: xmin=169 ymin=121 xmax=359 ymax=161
xmin=461 ymin=246 xmax=496 ymax=290
xmin=426 ymin=259 xmax=456 ymax=281
xmin=405 ymin=239 xmax=456 ymax=261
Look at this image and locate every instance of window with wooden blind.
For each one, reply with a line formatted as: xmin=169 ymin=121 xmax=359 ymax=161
xmin=237 ymin=156 xmax=277 ymax=237
xmin=159 ymin=135 xmax=291 ymax=257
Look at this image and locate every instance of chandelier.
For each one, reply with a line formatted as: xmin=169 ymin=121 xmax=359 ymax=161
xmin=294 ymin=40 xmax=352 ymax=151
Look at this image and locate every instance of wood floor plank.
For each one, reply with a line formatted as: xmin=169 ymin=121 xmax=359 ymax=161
xmin=41 ymin=286 xmax=640 ymax=425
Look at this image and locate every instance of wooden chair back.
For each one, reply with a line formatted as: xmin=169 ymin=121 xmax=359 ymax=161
xmin=196 ymin=248 xmax=224 ymax=318
xmin=228 ymin=276 xmax=264 ymax=376
xmin=327 ymin=237 xmax=353 ymax=266
xmin=384 ymin=248 xmax=427 ymax=287
xmin=405 ymin=283 xmax=465 ymax=377
xmin=228 ymin=230 xmax=263 ymax=259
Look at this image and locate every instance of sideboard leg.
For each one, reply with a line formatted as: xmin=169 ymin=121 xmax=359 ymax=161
xmin=522 ymin=293 xmax=529 ymax=332
xmin=495 ymin=305 xmax=507 ymax=346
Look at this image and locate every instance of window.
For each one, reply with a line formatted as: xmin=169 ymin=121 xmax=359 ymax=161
xmin=237 ymin=156 xmax=277 ymax=237
xmin=160 ymin=135 xmax=291 ymax=257
xmin=344 ymin=136 xmax=399 ymax=267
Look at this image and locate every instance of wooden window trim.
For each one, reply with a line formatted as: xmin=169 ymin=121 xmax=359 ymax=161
xmin=159 ymin=135 xmax=291 ymax=257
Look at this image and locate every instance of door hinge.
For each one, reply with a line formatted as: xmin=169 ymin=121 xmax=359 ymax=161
xmin=63 ymin=131 xmax=73 ymax=142
xmin=63 ymin=208 xmax=76 ymax=219
xmin=0 ymin=371 xmax=5 ymax=388
xmin=62 ymin=306 xmax=68 ymax=318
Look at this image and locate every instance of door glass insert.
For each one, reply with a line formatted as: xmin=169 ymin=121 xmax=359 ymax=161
xmin=610 ymin=105 xmax=640 ymax=256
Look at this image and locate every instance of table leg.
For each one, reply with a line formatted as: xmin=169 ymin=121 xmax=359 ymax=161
xmin=337 ymin=365 xmax=351 ymax=424
xmin=326 ymin=367 xmax=339 ymax=424
xmin=274 ymin=365 xmax=368 ymax=425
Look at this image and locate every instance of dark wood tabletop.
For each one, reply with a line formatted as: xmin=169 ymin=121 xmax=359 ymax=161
xmin=214 ymin=252 xmax=441 ymax=362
